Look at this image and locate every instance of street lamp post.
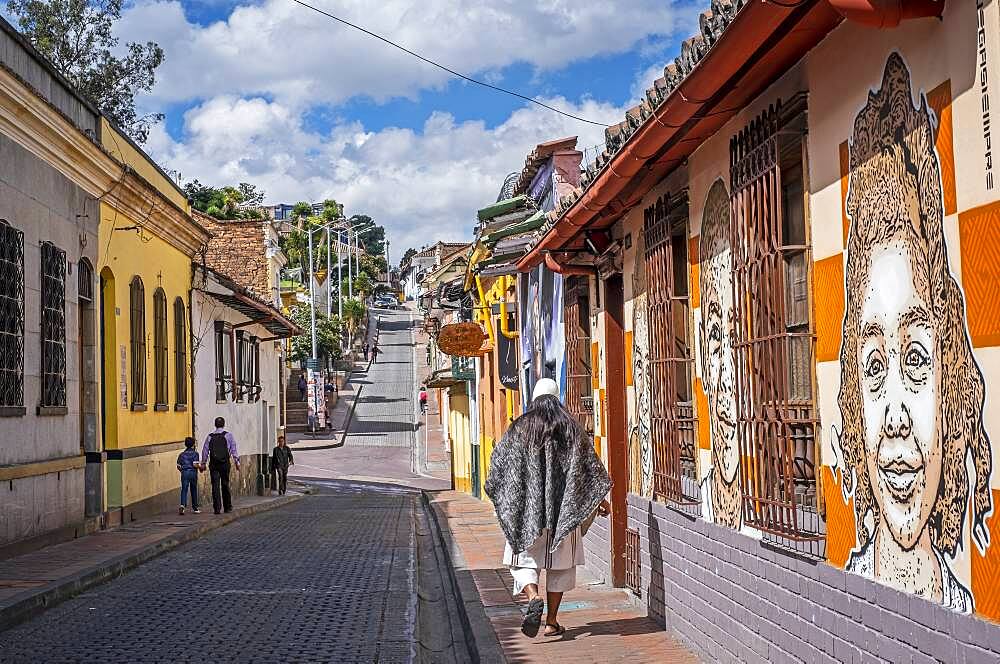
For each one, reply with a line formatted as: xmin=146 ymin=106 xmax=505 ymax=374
xmin=305 ymin=217 xmax=345 ymax=362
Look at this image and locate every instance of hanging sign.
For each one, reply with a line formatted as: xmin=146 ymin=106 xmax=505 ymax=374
xmin=437 ymin=322 xmax=488 ymax=357
xmin=497 ymin=323 xmax=519 ymax=390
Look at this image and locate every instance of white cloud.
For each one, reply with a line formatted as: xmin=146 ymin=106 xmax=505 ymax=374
xmin=146 ymin=94 xmax=625 ymax=262
xmin=123 ymin=0 xmax=699 ymax=107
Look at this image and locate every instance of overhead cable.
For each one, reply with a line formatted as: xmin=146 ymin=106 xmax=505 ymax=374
xmin=287 ymin=0 xmax=611 ymax=128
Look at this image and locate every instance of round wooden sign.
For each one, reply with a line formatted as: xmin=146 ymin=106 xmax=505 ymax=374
xmin=437 ymin=322 xmax=488 ymax=357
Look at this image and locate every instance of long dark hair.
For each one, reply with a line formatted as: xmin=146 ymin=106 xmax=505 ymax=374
xmin=514 ymin=394 xmax=584 ymax=452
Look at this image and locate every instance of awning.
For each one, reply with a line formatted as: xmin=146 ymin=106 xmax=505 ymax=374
xmin=426 ymin=368 xmax=460 ymax=388
xmin=202 ymin=290 xmax=302 ymax=339
xmin=477 ymin=195 xmax=527 ymax=222
xmin=483 ymin=209 xmax=545 ymax=246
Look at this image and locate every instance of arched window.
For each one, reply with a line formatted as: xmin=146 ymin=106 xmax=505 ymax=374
xmin=153 ymin=288 xmax=168 ymax=409
xmin=0 ymin=220 xmax=24 ymax=414
xmin=39 ymin=242 xmax=67 ymax=410
xmin=129 ymin=276 xmax=146 ymax=409
xmin=77 ymin=258 xmax=93 ymax=303
xmin=173 ymin=298 xmax=187 ymax=407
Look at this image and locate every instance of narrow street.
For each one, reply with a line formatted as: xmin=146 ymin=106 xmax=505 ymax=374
xmin=0 ymin=309 xmax=456 ymax=664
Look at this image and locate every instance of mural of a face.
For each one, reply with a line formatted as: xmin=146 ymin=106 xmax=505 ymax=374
xmin=839 ymin=53 xmax=992 ymax=611
xmin=859 ymin=240 xmax=941 ymax=550
xmin=699 ymin=179 xmax=740 ymax=527
xmin=630 ymin=294 xmax=653 ymax=498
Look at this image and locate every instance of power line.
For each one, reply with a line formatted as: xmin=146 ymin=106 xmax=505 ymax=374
xmin=286 ymin=0 xmax=611 ymax=128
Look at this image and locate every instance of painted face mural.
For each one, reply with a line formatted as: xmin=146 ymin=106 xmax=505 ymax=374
xmin=698 ymin=178 xmax=740 ymax=528
xmin=629 ymin=293 xmax=653 ymax=498
xmin=838 ymin=53 xmax=993 ymax=613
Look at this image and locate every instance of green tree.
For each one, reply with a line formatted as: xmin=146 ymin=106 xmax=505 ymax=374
xmin=288 ymin=305 xmax=342 ymax=363
xmin=350 ymin=214 xmax=385 ymax=255
xmin=341 ymin=298 xmax=366 ymax=343
xmin=401 ymin=247 xmax=418 ymax=266
xmin=353 ymin=272 xmax=373 ymax=297
xmin=9 ymin=0 xmax=165 ymax=143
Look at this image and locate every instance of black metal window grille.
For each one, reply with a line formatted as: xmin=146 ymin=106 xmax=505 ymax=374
xmin=250 ymin=337 xmax=261 ymax=403
xmin=0 ymin=220 xmax=24 ymax=412
xmin=77 ymin=259 xmax=93 ymax=303
xmin=564 ymin=276 xmax=593 ymax=433
xmin=39 ymin=242 xmax=67 ymax=409
xmin=729 ymin=100 xmax=822 ymax=547
xmin=153 ymin=288 xmax=168 ymax=409
xmin=235 ymin=329 xmax=247 ymax=402
xmin=129 ymin=276 xmax=146 ymax=408
xmin=644 ymin=192 xmax=699 ymax=508
xmin=624 ymin=527 xmax=641 ymax=597
xmin=173 ymin=298 xmax=187 ymax=406
xmin=214 ymin=321 xmax=233 ymax=401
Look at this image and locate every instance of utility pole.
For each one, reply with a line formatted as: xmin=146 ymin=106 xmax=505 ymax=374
xmin=307 ymin=229 xmax=317 ymax=360
xmin=326 ymin=227 xmax=331 ymax=319
xmin=337 ymin=228 xmax=343 ymax=320
xmin=347 ymin=227 xmax=354 ymax=299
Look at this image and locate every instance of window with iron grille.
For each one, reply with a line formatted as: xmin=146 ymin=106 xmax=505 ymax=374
xmin=644 ymin=192 xmax=698 ymax=508
xmin=173 ymin=298 xmax=187 ymax=406
xmin=153 ymin=289 xmax=168 ymax=409
xmin=729 ymin=99 xmax=821 ymax=547
xmin=235 ymin=330 xmax=247 ymax=402
xmin=129 ymin=277 xmax=147 ymax=409
xmin=214 ymin=321 xmax=233 ymax=401
xmin=77 ymin=259 xmax=93 ymax=303
xmin=39 ymin=242 xmax=67 ymax=411
xmin=564 ymin=276 xmax=593 ymax=433
xmin=0 ymin=221 xmax=24 ymax=414
xmin=624 ymin=527 xmax=641 ymax=597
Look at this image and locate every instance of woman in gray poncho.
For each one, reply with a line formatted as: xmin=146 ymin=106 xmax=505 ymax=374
xmin=485 ymin=378 xmax=611 ymax=638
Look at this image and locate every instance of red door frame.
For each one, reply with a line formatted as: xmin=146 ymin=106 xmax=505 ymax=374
xmin=603 ymin=273 xmax=628 ymax=587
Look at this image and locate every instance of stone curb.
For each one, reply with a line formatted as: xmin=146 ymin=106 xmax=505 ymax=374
xmin=420 ymin=491 xmax=507 ymax=664
xmin=0 ymin=492 xmax=303 ymax=633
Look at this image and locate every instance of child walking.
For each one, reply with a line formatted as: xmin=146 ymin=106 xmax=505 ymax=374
xmin=177 ymin=437 xmax=201 ymax=515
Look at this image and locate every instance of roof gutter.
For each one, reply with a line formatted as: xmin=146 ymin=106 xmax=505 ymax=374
xmin=517 ymin=0 xmax=838 ymax=272
xmin=543 ymin=252 xmax=596 ymax=277
xmin=827 ymin=0 xmax=943 ymax=28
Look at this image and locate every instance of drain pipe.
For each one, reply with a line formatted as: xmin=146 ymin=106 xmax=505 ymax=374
xmin=543 ymin=252 xmax=596 ymax=277
xmin=826 ymin=0 xmax=943 ymax=28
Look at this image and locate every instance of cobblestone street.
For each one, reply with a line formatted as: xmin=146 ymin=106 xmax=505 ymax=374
xmin=0 ymin=483 xmax=423 ymax=663
xmin=0 ymin=310 xmax=447 ymax=664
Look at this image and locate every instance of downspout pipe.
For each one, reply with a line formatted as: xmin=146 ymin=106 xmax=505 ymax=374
xmin=827 ymin=0 xmax=943 ymax=28
xmin=499 ymin=275 xmax=518 ymax=340
xmin=543 ymin=252 xmax=596 ymax=277
xmin=474 ymin=274 xmax=496 ymax=348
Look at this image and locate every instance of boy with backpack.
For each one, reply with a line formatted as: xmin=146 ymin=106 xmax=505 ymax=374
xmin=201 ymin=417 xmax=240 ymax=514
xmin=176 ymin=437 xmax=201 ymax=515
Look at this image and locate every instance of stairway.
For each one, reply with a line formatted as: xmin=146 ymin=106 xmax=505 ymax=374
xmin=285 ymin=368 xmax=312 ymax=433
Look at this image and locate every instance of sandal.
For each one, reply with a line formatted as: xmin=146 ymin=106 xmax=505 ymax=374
xmin=521 ymin=597 xmax=544 ymax=637
xmin=543 ymin=622 xmax=565 ymax=637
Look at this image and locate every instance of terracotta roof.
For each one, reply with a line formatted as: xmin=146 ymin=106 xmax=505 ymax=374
xmin=512 ymin=136 xmax=578 ymax=197
xmin=550 ymin=0 xmax=745 ymax=220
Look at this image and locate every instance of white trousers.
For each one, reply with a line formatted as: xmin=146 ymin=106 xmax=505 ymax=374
xmin=510 ymin=565 xmax=577 ymax=595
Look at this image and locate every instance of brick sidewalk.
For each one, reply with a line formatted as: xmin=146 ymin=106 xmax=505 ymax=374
xmin=0 ymin=491 xmax=301 ymax=631
xmin=429 ymin=491 xmax=700 ymax=663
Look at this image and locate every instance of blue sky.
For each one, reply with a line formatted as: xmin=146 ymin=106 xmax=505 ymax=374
xmin=126 ymin=0 xmax=703 ymax=261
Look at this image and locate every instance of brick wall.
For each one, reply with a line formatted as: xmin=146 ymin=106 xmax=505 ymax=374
xmin=583 ymin=513 xmax=611 ymax=584
xmin=627 ymin=493 xmax=1000 ymax=664
xmin=197 ymin=212 xmax=270 ymax=301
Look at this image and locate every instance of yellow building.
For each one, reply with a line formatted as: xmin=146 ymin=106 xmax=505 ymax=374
xmin=97 ymin=121 xmax=210 ymax=525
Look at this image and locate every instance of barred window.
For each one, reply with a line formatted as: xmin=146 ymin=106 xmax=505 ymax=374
xmin=564 ymin=276 xmax=593 ymax=433
xmin=235 ymin=330 xmax=246 ymax=402
xmin=0 ymin=220 xmax=24 ymax=414
xmin=77 ymin=259 xmax=93 ymax=303
xmin=129 ymin=276 xmax=146 ymax=409
xmin=174 ymin=298 xmax=187 ymax=406
xmin=250 ymin=336 xmax=261 ymax=403
xmin=39 ymin=242 xmax=67 ymax=411
xmin=644 ymin=192 xmax=698 ymax=509
xmin=153 ymin=288 xmax=168 ymax=410
xmin=729 ymin=99 xmax=821 ymax=548
xmin=214 ymin=321 xmax=233 ymax=401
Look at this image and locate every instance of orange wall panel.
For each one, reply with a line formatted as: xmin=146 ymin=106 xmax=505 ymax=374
xmin=823 ymin=466 xmax=857 ymax=569
xmin=623 ymin=334 xmax=633 ymax=387
xmin=959 ymin=201 xmax=1000 ymax=348
xmin=694 ymin=377 xmax=710 ymax=450
xmin=689 ymin=236 xmax=700 ymax=309
xmin=839 ymin=141 xmax=850 ymax=247
xmin=813 ymin=254 xmax=845 ymax=362
xmin=926 ymin=79 xmax=957 ymax=216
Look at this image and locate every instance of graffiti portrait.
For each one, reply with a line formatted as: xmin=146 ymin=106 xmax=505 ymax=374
xmin=838 ymin=53 xmax=993 ymax=613
xmin=697 ymin=178 xmax=740 ymax=529
xmin=628 ymin=293 xmax=653 ymax=497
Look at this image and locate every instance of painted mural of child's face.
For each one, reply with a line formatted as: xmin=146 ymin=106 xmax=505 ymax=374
xmin=858 ymin=238 xmax=942 ymax=550
xmin=703 ymin=245 xmax=739 ymax=485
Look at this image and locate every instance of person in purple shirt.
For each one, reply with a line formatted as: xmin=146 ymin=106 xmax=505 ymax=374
xmin=201 ymin=417 xmax=240 ymax=514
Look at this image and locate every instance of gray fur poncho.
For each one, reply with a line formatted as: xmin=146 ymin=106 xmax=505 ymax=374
xmin=484 ymin=407 xmax=612 ymax=555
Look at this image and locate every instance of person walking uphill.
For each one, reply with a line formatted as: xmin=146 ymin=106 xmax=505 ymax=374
xmin=271 ymin=436 xmax=294 ymax=495
xmin=484 ymin=378 xmax=611 ymax=639
xmin=201 ymin=417 xmax=240 ymax=514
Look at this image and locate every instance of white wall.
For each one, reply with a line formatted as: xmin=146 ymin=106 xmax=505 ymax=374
xmin=191 ymin=287 xmax=283 ymax=458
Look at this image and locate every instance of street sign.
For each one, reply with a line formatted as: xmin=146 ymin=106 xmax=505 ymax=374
xmin=306 ymin=358 xmax=319 ymax=370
